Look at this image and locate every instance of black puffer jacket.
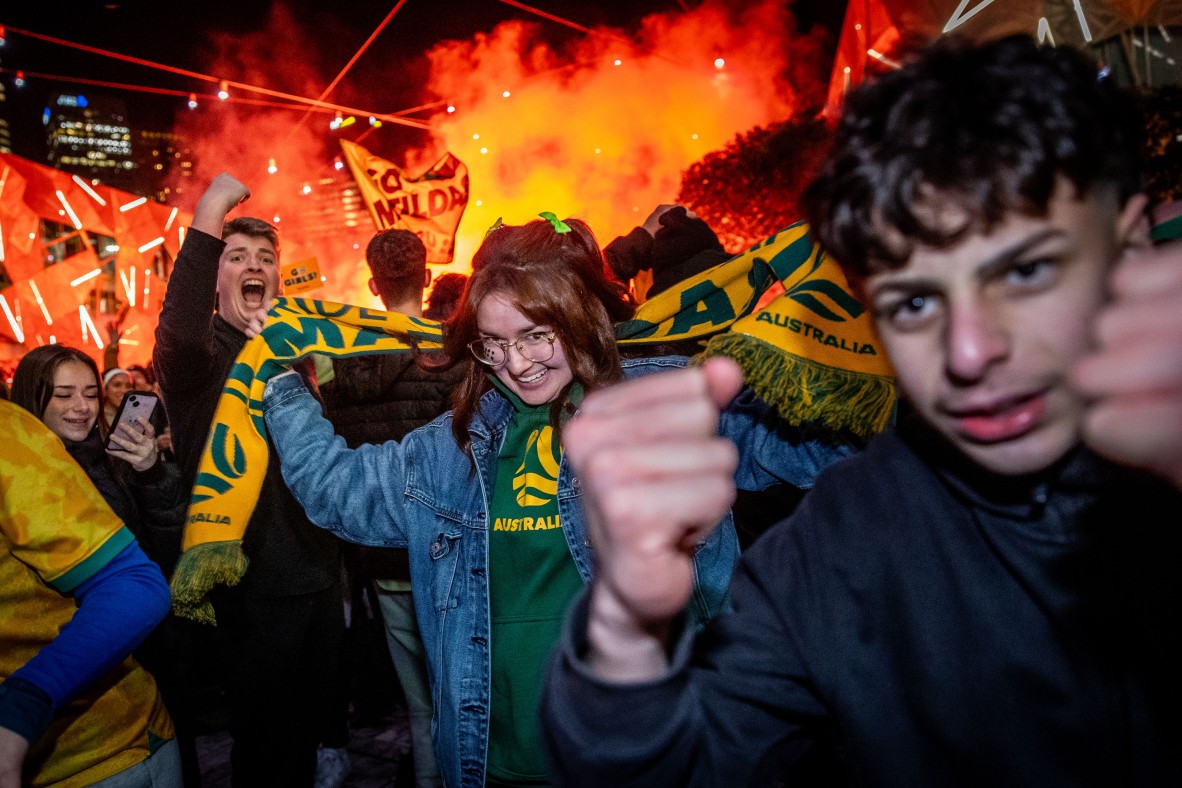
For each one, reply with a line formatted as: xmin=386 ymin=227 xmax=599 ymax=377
xmin=321 ymin=354 xmax=461 ymax=448
xmin=321 ymin=352 xmax=463 ymax=581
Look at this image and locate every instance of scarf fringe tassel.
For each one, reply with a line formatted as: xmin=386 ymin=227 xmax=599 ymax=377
xmin=703 ymin=332 xmax=896 ymax=437
xmin=169 ymin=541 xmax=248 ymax=625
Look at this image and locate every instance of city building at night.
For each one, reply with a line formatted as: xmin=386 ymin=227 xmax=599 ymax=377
xmin=45 ymin=91 xmax=136 ymax=191
xmin=133 ymin=128 xmax=196 ymax=203
xmin=0 ymin=81 xmax=13 ymax=154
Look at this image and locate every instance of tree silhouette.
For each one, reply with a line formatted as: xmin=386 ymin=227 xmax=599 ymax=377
xmin=678 ymin=113 xmax=833 ymax=252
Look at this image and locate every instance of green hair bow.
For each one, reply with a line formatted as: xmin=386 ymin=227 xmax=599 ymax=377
xmin=538 ymin=211 xmax=572 ymax=234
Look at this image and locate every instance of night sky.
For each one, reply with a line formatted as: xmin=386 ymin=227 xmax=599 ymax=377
xmin=0 ymin=0 xmax=846 ymax=163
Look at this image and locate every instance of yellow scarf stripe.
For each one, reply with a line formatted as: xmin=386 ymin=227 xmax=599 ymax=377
xmin=170 ymin=221 xmax=895 ymax=623
xmin=614 ymin=223 xmax=813 ymax=344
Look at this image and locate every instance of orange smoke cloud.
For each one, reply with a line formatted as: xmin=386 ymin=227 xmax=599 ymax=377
xmin=425 ymin=0 xmax=825 ymax=264
xmin=171 ymin=0 xmax=829 ymax=309
xmin=172 ymin=4 xmax=376 ymax=308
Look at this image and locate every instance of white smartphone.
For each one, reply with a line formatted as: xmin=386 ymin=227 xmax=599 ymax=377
xmin=106 ymin=390 xmax=160 ymax=450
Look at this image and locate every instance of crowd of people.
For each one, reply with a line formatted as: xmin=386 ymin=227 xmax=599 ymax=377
xmin=2 ymin=33 xmax=1181 ymax=788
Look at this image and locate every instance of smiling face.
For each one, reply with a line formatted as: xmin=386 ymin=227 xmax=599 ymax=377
xmin=216 ymin=232 xmax=280 ymax=333
xmin=104 ymin=371 xmax=131 ymax=411
xmin=476 ymin=292 xmax=573 ymax=406
xmin=43 ymin=360 xmax=101 ymax=442
xmin=862 ymin=180 xmax=1145 ymax=477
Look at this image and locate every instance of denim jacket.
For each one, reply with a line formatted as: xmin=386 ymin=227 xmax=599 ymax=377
xmin=263 ymin=356 xmax=852 ymax=787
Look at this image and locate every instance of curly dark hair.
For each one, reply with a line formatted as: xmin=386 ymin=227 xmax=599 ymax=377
xmin=366 ymin=229 xmax=428 ymax=306
xmin=804 ymin=34 xmax=1144 ymax=281
xmin=424 ymin=272 xmax=468 ymax=321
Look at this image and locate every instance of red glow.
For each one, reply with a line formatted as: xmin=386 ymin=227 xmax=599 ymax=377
xmin=167 ymin=0 xmax=827 ymax=311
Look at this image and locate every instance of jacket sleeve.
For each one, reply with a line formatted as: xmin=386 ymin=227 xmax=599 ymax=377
xmin=604 ymin=227 xmax=654 ymax=283
xmin=0 ymin=403 xmax=170 ymax=743
xmin=540 ymin=515 xmax=829 ymax=787
xmin=2 ymin=541 xmax=169 ymax=744
xmin=720 ymin=387 xmax=857 ymax=492
xmin=126 ymin=460 xmax=186 ymax=575
xmin=102 ymin=341 xmax=120 ymax=376
xmin=154 ymin=228 xmax=224 ymax=394
xmin=128 ymin=458 xmax=183 ymax=518
xmin=263 ymin=371 xmax=413 ymax=547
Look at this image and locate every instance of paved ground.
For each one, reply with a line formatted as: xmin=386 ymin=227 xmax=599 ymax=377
xmin=186 ymin=583 xmax=416 ymax=787
xmin=195 ymin=709 xmax=413 ymax=787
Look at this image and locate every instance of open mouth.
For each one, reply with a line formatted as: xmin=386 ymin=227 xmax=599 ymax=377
xmin=241 ymin=278 xmax=267 ymax=305
xmin=518 ymin=369 xmax=546 ymax=384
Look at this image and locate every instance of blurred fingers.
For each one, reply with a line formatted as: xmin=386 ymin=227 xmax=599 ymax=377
xmin=568 ymin=360 xmax=742 ymax=469
xmin=1110 ymin=245 xmax=1182 ymax=298
xmin=1082 ymin=391 xmax=1182 ymax=487
xmin=1074 ymin=339 xmax=1182 ymax=397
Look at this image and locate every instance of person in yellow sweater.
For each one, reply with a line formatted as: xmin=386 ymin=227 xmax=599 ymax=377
xmin=0 ymin=399 xmax=176 ymax=787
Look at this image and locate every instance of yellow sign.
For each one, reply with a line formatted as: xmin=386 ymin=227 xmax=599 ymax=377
xmin=282 ymin=257 xmax=322 ymax=294
xmin=339 ymin=139 xmax=469 ymax=264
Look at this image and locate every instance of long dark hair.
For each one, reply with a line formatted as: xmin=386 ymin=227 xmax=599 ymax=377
xmin=437 ymin=217 xmax=634 ymax=451
xmin=11 ymin=344 xmax=109 ymax=438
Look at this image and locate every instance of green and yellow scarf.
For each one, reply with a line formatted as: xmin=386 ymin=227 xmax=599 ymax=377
xmin=171 ymin=220 xmax=895 ymax=623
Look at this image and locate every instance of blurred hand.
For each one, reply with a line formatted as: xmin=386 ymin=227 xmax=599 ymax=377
xmin=104 ymin=303 xmax=130 ymax=345
xmin=0 ymin=726 xmax=29 ymax=788
xmin=156 ymin=427 xmax=173 ymax=454
xmin=201 ymin=173 xmax=250 ymax=215
xmin=1074 ymin=243 xmax=1182 ymax=489
xmin=565 ymin=357 xmax=742 ymax=681
xmin=106 ymin=416 xmax=159 ymax=472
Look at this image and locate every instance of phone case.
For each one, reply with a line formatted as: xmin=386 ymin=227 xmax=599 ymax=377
xmin=106 ymin=390 xmax=160 ymax=449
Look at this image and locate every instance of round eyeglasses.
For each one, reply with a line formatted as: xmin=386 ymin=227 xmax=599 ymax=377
xmin=468 ymin=331 xmax=557 ymax=367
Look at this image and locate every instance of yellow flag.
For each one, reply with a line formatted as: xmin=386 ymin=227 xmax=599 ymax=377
xmin=339 ymin=139 xmax=469 ymax=263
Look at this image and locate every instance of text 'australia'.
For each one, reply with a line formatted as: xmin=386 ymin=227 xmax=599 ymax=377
xmin=493 ymin=516 xmax=562 ymax=532
xmin=756 ymin=312 xmax=877 ymax=355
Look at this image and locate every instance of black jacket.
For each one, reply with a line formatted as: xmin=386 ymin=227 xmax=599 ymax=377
xmin=64 ymin=431 xmax=185 ymax=574
xmin=154 ymin=229 xmax=339 ymax=597
xmin=321 ymin=352 xmax=462 ymax=581
xmin=542 ymin=421 xmax=1182 ymax=786
xmin=322 ymin=353 xmax=461 ymax=448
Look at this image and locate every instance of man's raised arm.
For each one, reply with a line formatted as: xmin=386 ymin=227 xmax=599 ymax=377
xmin=154 ymin=173 xmax=250 ymax=390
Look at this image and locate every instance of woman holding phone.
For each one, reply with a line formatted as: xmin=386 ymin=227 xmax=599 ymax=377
xmin=10 ymin=345 xmax=182 ymax=568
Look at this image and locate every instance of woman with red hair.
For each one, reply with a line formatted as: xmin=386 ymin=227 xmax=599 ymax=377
xmin=262 ymin=214 xmax=852 ymax=787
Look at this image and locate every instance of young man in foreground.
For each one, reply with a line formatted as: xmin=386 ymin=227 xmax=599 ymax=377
xmin=540 ymin=35 xmax=1182 ymax=786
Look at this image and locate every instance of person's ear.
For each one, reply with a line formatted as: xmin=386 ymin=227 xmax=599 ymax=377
xmin=1117 ymin=192 xmax=1152 ymax=250
xmin=368 ymin=278 xmax=379 ymax=297
xmin=424 ymin=269 xmax=433 ymax=290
